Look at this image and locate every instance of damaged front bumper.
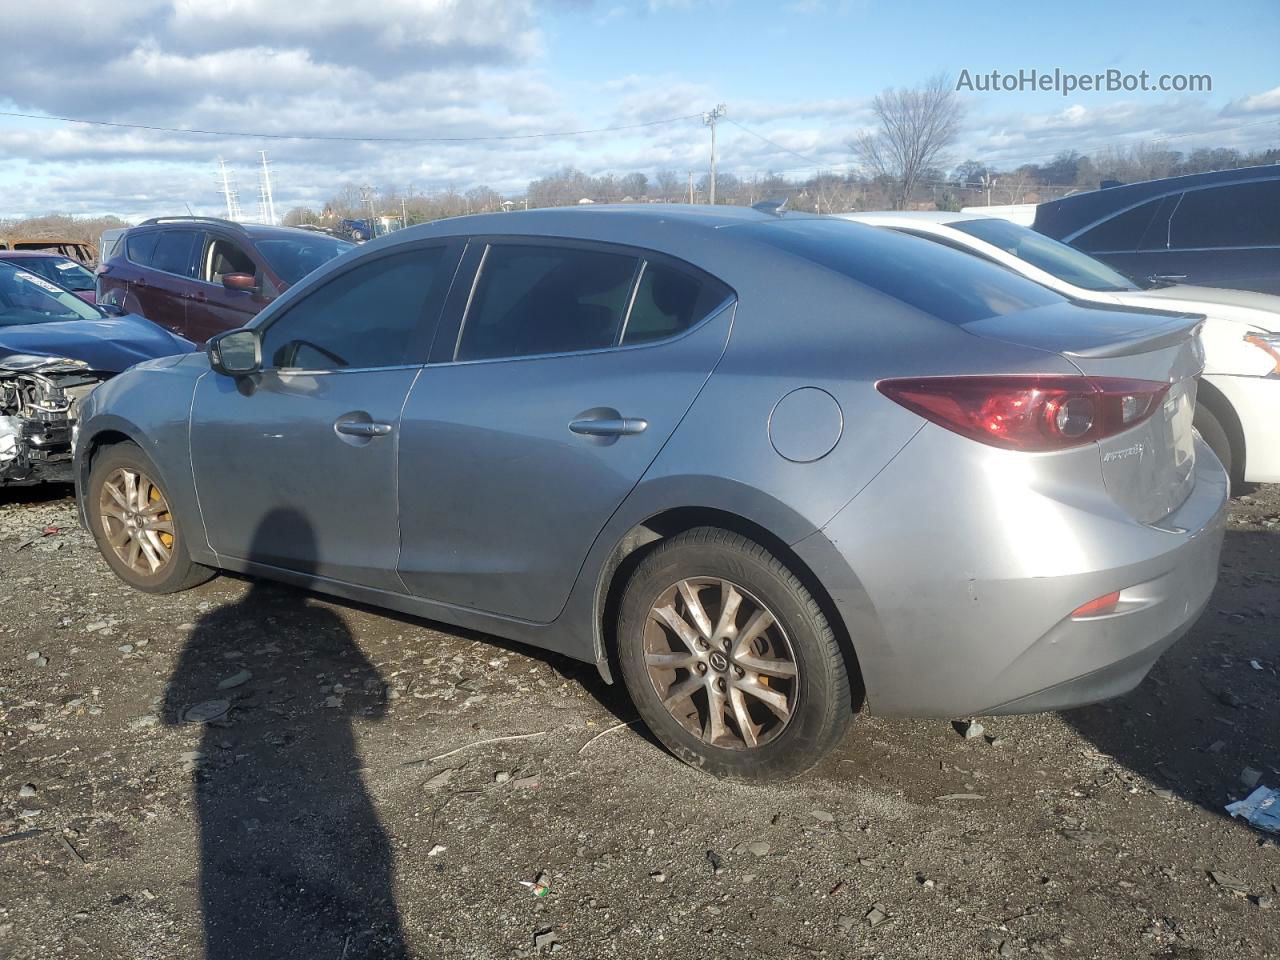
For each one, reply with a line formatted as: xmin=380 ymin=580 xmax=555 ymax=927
xmin=1 ymin=356 xmax=107 ymax=486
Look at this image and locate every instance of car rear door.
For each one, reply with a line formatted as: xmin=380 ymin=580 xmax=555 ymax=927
xmin=115 ymin=228 xmax=199 ymax=335
xmin=395 ymin=238 xmax=735 ymax=623
xmin=186 ymin=230 xmax=272 ymax=344
xmin=189 ymin=241 xmax=459 ymax=590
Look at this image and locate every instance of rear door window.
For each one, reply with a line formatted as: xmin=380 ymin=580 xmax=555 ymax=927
xmin=126 ymin=231 xmax=161 ymax=267
xmin=1168 ymin=180 xmax=1280 ymax=249
xmin=1074 ymin=197 xmax=1173 ymax=253
xmin=456 ymin=244 xmax=639 ymax=361
xmin=150 ymin=230 xmax=200 ymax=277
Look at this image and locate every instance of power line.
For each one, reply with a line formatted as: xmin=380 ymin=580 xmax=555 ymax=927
xmin=0 ymin=109 xmax=704 ymax=143
xmin=726 ymin=118 xmax=827 ymax=167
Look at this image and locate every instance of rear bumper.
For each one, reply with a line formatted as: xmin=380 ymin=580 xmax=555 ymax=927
xmin=1203 ymin=373 xmax=1280 ymax=483
xmin=795 ymin=429 xmax=1228 ymax=718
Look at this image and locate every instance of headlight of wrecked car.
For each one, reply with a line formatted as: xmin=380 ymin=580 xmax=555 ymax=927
xmin=0 ymin=354 xmax=90 ymax=374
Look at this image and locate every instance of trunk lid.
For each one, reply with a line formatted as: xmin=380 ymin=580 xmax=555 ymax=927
xmin=962 ymin=302 xmax=1205 ymax=524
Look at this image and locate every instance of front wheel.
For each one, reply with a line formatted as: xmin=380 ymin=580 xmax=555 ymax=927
xmin=86 ymin=442 xmax=214 ymax=593
xmin=617 ymin=527 xmax=853 ymax=781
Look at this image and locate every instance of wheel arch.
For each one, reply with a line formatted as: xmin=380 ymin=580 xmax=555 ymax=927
xmin=76 ymin=421 xmax=148 ymax=526
xmin=1196 ymin=377 xmax=1246 ymax=482
xmin=591 ymin=502 xmax=866 ymax=711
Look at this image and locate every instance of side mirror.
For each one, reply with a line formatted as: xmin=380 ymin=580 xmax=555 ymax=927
xmin=207 ymin=329 xmax=262 ymax=376
xmin=222 ymin=272 xmax=258 ymax=292
xmin=98 ymin=302 xmax=126 ymax=317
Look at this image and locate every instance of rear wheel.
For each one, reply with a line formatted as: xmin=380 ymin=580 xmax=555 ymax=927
xmin=87 ymin=442 xmax=214 ymax=593
xmin=1193 ymin=401 xmax=1241 ymax=489
xmin=617 ymin=527 xmax=852 ymax=780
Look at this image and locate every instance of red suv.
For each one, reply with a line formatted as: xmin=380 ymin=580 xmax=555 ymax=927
xmin=96 ymin=217 xmax=353 ymax=344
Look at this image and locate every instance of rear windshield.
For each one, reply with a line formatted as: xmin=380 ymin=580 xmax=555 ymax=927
xmin=949 ymin=217 xmax=1141 ymax=292
xmin=739 ymin=218 xmax=1062 ymax=324
xmin=253 ymin=233 xmax=354 ymax=285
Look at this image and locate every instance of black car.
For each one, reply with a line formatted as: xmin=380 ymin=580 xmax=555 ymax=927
xmin=1032 ymin=164 xmax=1280 ymax=295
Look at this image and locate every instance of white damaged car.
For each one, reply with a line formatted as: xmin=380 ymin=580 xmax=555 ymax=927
xmin=841 ymin=211 xmax=1280 ymax=488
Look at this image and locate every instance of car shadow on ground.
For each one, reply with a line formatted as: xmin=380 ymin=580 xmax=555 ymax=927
xmin=0 ymin=481 xmax=74 ymax=507
xmin=1062 ymin=528 xmax=1279 ymax=822
xmin=210 ymin=555 xmax=658 ymax=750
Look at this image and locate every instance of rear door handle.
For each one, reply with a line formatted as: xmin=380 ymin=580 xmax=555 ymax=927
xmin=188 ymin=290 xmax=207 ymax=303
xmin=569 ymin=417 xmax=648 ymax=437
xmin=133 ymin=277 xmax=149 ymax=288
xmin=335 ymin=420 xmax=393 ymax=438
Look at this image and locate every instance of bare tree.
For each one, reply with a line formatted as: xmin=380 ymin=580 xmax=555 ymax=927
xmin=851 ymin=73 xmax=963 ymax=209
xmin=654 ymin=170 xmax=681 ymax=202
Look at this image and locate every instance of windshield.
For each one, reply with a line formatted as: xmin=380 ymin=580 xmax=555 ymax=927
xmin=0 ymin=263 xmax=103 ymax=325
xmin=253 ymin=233 xmax=354 ymax=286
xmin=949 ymin=218 xmax=1141 ymax=292
xmin=5 ymin=255 xmax=96 ymax=292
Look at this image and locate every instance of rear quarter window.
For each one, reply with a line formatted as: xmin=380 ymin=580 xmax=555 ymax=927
xmin=740 ymin=218 xmax=1061 ymax=325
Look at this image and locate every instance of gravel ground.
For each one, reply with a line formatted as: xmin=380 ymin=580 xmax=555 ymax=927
xmin=0 ymin=483 xmax=1277 ymax=960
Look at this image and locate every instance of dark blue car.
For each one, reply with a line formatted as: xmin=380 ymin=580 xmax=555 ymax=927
xmin=0 ymin=261 xmax=194 ymax=486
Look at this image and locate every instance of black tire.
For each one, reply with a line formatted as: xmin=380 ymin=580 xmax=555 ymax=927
xmin=86 ymin=442 xmax=214 ymax=594
xmin=1193 ymin=402 xmax=1241 ymax=489
xmin=616 ymin=527 xmax=853 ymax=781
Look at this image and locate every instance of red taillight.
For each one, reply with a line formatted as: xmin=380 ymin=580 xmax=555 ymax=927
xmin=1070 ymin=590 xmax=1122 ymax=618
xmin=876 ymin=375 xmax=1170 ymax=452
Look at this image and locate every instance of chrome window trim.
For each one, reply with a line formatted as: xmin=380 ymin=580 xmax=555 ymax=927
xmin=436 ymin=296 xmax=736 ymax=369
xmin=1082 ymin=243 xmax=1280 ymax=255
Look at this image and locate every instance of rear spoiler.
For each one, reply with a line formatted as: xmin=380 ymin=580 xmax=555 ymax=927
xmin=1063 ymin=313 xmax=1204 ymax=360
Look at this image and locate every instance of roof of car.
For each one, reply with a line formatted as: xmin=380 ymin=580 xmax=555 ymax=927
xmin=0 ymin=249 xmax=73 ymax=259
xmin=1034 ymin=162 xmax=1280 ymax=239
xmin=388 ymin=203 xmax=823 ymax=247
xmin=133 ymin=218 xmax=354 ymax=243
xmin=837 ymin=210 xmax=986 ymax=226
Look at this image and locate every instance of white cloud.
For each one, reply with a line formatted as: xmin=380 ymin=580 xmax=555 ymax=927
xmin=1222 ymin=85 xmax=1280 ymax=116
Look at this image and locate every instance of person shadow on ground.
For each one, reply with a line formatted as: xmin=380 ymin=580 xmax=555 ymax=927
xmin=162 ymin=508 xmax=407 ymax=960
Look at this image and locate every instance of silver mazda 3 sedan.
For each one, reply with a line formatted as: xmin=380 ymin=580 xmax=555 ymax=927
xmin=74 ymin=205 xmax=1228 ymax=780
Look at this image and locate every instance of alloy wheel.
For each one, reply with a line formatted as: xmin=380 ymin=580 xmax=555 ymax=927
xmin=643 ymin=577 xmax=799 ymax=749
xmin=98 ymin=467 xmax=176 ymax=577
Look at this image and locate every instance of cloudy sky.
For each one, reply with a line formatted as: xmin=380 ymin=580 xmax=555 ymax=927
xmin=1 ymin=0 xmax=1277 ymax=219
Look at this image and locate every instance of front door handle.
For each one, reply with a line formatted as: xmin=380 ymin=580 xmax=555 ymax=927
xmin=335 ymin=419 xmax=393 ymax=438
xmin=569 ymin=417 xmax=648 ymax=437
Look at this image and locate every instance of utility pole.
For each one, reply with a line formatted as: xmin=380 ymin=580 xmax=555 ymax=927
xmin=359 ymin=184 xmax=377 ymax=237
xmin=687 ymin=171 xmax=694 ymax=204
xmin=982 ymin=172 xmax=997 ymax=207
xmin=257 ymin=151 xmax=276 ymax=225
xmin=401 ymin=196 xmax=408 ymax=229
xmin=216 ymin=158 xmax=243 ymax=221
xmin=701 ymin=104 xmax=727 ymax=204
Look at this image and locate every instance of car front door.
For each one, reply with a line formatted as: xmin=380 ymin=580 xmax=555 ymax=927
xmin=189 ymin=241 xmax=460 ymax=589
xmin=186 ymin=230 xmax=272 ymax=344
xmin=396 ymin=239 xmax=735 ymax=622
